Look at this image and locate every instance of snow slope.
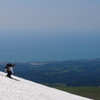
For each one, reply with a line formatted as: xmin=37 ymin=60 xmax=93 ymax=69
xmin=0 ymin=71 xmax=93 ymax=100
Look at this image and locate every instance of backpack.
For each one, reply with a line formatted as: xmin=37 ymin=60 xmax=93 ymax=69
xmin=5 ymin=64 xmax=12 ymax=72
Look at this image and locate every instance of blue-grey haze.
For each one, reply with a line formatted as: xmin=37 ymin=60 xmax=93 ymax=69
xmin=0 ymin=30 xmax=100 ymax=62
xmin=0 ymin=0 xmax=100 ymax=62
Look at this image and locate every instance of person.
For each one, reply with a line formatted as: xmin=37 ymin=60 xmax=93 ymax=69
xmin=5 ymin=63 xmax=15 ymax=78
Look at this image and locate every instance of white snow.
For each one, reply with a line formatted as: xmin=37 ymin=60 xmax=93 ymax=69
xmin=0 ymin=71 xmax=93 ymax=100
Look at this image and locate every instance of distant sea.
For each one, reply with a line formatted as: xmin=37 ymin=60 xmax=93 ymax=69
xmin=0 ymin=47 xmax=100 ymax=63
xmin=0 ymin=30 xmax=100 ymax=62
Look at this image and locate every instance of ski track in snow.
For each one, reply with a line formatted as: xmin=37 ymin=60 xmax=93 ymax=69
xmin=0 ymin=71 xmax=93 ymax=100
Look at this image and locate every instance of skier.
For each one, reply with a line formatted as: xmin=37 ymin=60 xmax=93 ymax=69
xmin=5 ymin=63 xmax=15 ymax=78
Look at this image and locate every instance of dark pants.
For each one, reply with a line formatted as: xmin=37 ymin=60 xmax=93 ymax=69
xmin=7 ymin=71 xmax=12 ymax=77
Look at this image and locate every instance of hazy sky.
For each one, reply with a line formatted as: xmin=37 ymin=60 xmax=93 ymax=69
xmin=0 ymin=0 xmax=100 ymax=31
xmin=0 ymin=0 xmax=100 ymax=62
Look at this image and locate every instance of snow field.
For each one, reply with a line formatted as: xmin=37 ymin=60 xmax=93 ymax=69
xmin=0 ymin=71 xmax=93 ymax=100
